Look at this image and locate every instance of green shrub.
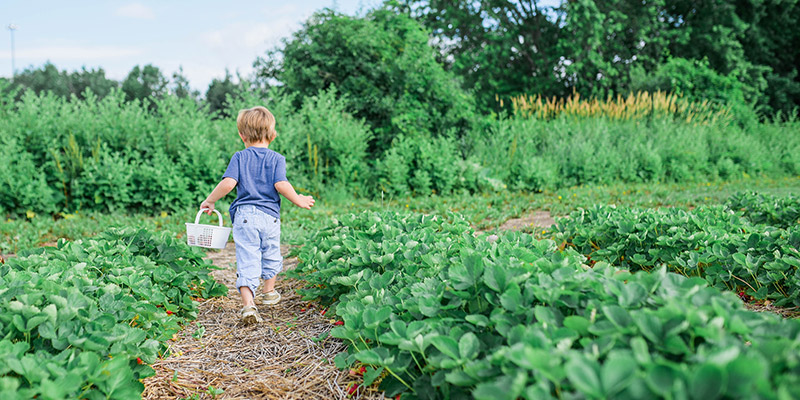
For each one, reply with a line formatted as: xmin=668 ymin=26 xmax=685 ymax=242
xmin=468 ymin=113 xmax=800 ymax=191
xmin=630 ymin=57 xmax=747 ymax=107
xmin=1 ymin=84 xmax=799 ymax=216
xmin=0 ymin=139 xmax=57 ymax=215
xmin=376 ymin=135 xmax=463 ymax=196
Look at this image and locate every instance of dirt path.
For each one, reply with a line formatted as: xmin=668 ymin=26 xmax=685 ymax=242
xmin=142 ymin=245 xmax=384 ymax=400
xmin=494 ymin=210 xmax=556 ymax=232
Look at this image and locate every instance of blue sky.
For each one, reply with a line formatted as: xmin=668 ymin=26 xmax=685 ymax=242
xmin=0 ymin=1 xmax=381 ymax=91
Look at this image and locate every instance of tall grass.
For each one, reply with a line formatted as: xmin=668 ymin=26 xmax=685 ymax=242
xmin=467 ymin=111 xmax=800 ymax=191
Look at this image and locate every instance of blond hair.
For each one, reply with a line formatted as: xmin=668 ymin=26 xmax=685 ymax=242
xmin=237 ymin=106 xmax=277 ymax=144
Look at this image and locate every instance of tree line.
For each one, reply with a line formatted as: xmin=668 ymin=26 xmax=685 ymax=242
xmin=2 ymin=0 xmax=798 ymax=124
xmin=0 ymin=62 xmax=244 ymax=117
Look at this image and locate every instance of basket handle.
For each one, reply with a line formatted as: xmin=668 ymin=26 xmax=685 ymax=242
xmin=196 ymin=208 xmax=224 ymax=226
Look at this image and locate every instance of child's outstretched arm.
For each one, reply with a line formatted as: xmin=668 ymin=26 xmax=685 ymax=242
xmin=200 ymin=177 xmax=237 ymax=214
xmin=275 ymin=181 xmax=315 ymax=209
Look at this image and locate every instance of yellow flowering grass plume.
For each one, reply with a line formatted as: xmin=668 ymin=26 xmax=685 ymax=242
xmin=511 ymin=91 xmax=732 ymax=125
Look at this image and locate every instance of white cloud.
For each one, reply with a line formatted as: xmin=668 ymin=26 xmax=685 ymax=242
xmin=115 ymin=3 xmax=156 ymax=20
xmin=0 ymin=45 xmax=143 ymax=61
xmin=185 ymin=5 xmax=318 ymax=90
xmin=200 ymin=21 xmax=296 ymax=54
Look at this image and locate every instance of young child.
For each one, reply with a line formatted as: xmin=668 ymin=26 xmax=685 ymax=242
xmin=200 ymin=106 xmax=315 ymax=324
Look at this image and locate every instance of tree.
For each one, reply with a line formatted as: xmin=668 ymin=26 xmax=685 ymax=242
xmin=410 ymin=0 xmax=799 ymax=116
xmin=122 ymin=64 xmax=168 ymax=105
xmin=11 ymin=62 xmax=71 ymax=97
xmin=407 ymin=0 xmax=565 ymax=110
xmin=630 ymin=57 xmax=745 ymax=106
xmin=204 ymin=71 xmax=244 ymax=118
xmin=170 ymin=66 xmax=198 ymax=100
xmin=559 ymin=0 xmax=671 ymax=97
xmin=732 ymin=0 xmax=800 ymax=115
xmin=69 ymin=67 xmax=118 ymax=99
xmin=9 ymin=62 xmax=118 ymax=100
xmin=257 ymin=5 xmax=476 ymax=154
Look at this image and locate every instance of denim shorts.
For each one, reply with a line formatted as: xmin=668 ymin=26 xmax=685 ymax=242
xmin=232 ymin=205 xmax=282 ymax=295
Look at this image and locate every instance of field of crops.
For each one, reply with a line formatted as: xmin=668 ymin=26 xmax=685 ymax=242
xmin=2 ymin=179 xmax=799 ymax=399
xmin=4 ymin=0 xmax=800 ymax=397
xmin=0 ymin=229 xmax=227 ymax=399
xmin=290 ymin=208 xmax=800 ymax=399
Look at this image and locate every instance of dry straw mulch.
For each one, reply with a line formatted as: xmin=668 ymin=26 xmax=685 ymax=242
xmin=744 ymin=301 xmax=800 ymax=319
xmin=142 ymin=245 xmax=385 ymax=400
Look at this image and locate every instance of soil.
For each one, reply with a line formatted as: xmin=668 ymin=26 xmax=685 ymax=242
xmin=494 ymin=210 xmax=556 ymax=231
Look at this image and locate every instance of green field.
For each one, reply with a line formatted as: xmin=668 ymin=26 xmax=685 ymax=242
xmin=3 ymin=1 xmax=800 ymax=398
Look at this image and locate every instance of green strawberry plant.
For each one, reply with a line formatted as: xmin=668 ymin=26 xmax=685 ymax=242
xmin=726 ymin=192 xmax=800 ymax=229
xmin=0 ymin=228 xmax=227 ymax=399
xmin=290 ymin=211 xmax=800 ymax=400
xmin=552 ymin=198 xmax=800 ymax=306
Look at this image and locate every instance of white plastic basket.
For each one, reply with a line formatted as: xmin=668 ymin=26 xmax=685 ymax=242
xmin=185 ymin=209 xmax=231 ymax=249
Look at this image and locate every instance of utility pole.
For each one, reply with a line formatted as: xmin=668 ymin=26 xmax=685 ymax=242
xmin=8 ymin=24 xmax=17 ymax=82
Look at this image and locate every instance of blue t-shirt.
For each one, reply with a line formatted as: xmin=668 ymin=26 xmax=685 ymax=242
xmin=222 ymin=147 xmax=288 ymax=223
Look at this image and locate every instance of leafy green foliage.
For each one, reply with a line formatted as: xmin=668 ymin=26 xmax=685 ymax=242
xmin=630 ymin=58 xmax=747 ymax=108
xmin=0 ymin=88 xmax=235 ymax=214
xmin=552 ymin=195 xmax=800 ymax=306
xmin=409 ymin=0 xmax=563 ymax=110
xmin=289 ymin=211 xmax=800 ymax=399
xmin=411 ymin=0 xmax=800 ymax=117
xmin=468 ymin=113 xmax=800 ymax=190
xmin=5 ymin=62 xmax=118 ymax=101
xmin=2 ymin=71 xmax=799 ymax=217
xmin=205 ymin=71 xmax=244 ymax=119
xmin=726 ymin=192 xmax=800 ymax=229
xmin=0 ymin=228 xmax=226 ymax=399
xmin=259 ymin=6 xmax=476 ymax=153
xmin=121 ymin=64 xmax=169 ymax=106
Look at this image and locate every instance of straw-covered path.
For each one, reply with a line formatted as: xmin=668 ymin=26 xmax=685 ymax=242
xmin=142 ymin=245 xmax=385 ymax=400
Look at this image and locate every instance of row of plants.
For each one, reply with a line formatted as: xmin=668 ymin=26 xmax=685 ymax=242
xmin=726 ymin=192 xmax=800 ymax=228
xmin=288 ymin=212 xmax=800 ymax=399
xmin=551 ymin=195 xmax=800 ymax=307
xmin=4 ymin=178 xmax=799 ymax=256
xmin=3 ymin=83 xmax=800 ymax=216
xmin=0 ymin=228 xmax=227 ymax=399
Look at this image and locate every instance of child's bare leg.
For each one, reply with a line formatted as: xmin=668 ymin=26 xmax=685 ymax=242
xmin=239 ymin=286 xmax=255 ymax=307
xmin=262 ymin=276 xmax=277 ymax=293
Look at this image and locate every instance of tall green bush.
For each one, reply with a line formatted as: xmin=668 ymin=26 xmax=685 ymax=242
xmin=0 ymin=89 xmax=235 ymax=214
xmin=376 ymin=135 xmax=463 ymax=197
xmin=467 ymin=113 xmax=800 ymax=190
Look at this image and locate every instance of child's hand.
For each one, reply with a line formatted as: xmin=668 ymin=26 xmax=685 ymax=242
xmin=298 ymin=195 xmax=315 ymax=209
xmin=200 ymin=200 xmax=215 ymax=214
